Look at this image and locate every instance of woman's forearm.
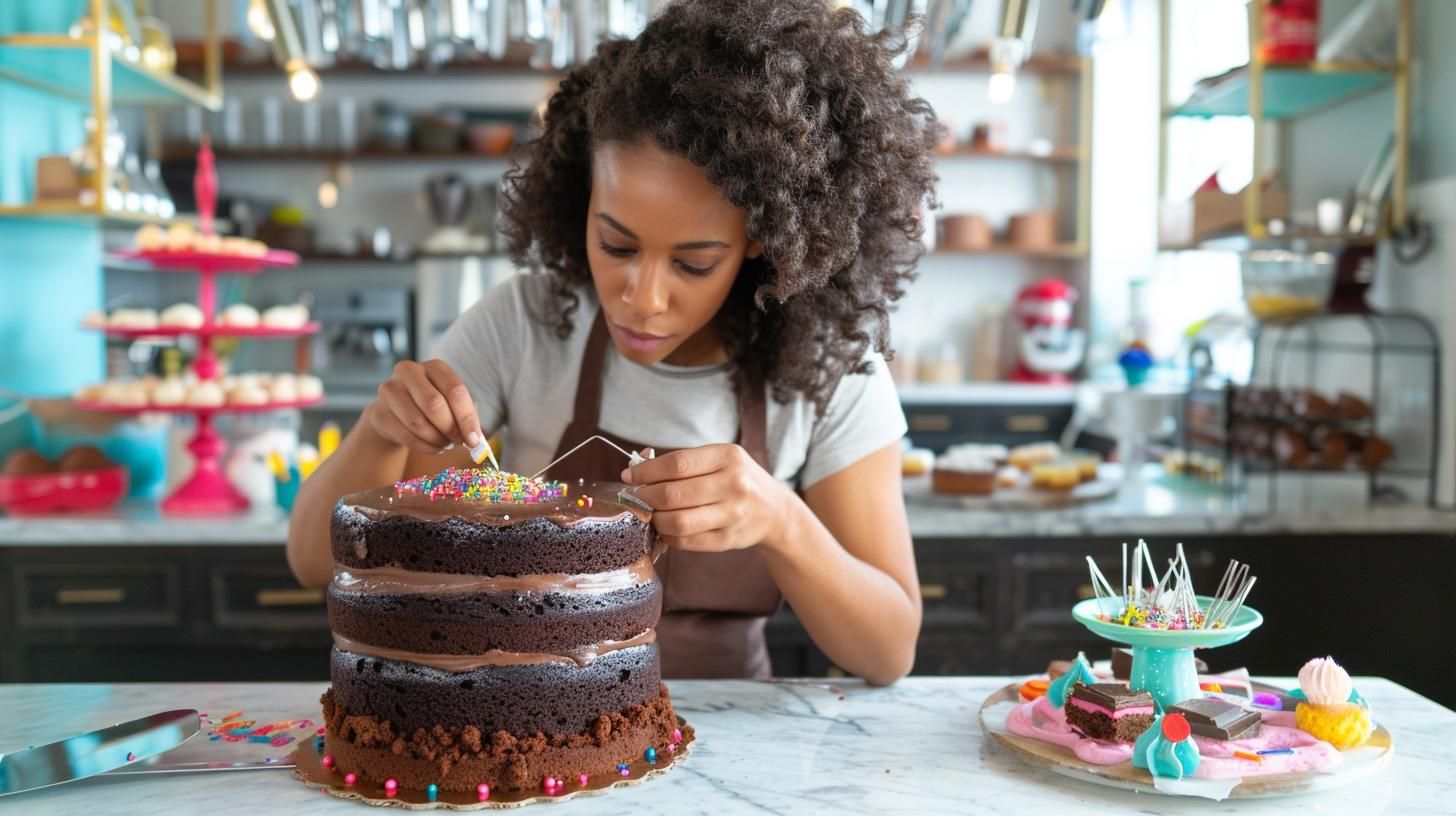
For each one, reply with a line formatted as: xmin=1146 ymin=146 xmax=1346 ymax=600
xmin=286 ymin=403 xmax=410 ymax=589
xmin=757 ymin=492 xmax=922 ymax=685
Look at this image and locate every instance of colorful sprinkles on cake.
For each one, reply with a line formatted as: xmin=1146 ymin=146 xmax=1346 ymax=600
xmin=394 ymin=467 xmax=567 ymax=503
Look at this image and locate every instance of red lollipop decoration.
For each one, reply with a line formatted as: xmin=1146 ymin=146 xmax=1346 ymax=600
xmin=1161 ymin=712 xmax=1192 ymax=743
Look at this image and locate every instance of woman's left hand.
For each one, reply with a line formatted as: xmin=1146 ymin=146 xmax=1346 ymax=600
xmin=621 ymin=444 xmax=790 ymax=553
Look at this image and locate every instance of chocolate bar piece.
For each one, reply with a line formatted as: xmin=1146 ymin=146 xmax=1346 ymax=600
xmin=1065 ymin=683 xmax=1155 ymax=742
xmin=1168 ymin=698 xmax=1262 ymax=741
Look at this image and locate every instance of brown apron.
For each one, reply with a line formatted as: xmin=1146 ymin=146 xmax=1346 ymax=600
xmin=544 ymin=311 xmax=782 ymax=679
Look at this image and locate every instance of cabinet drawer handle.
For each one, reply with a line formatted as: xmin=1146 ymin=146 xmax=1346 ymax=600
xmin=1006 ymin=414 xmax=1049 ymax=433
xmin=920 ymin=583 xmax=948 ymax=600
xmin=909 ymin=414 xmax=953 ymax=432
xmin=56 ymin=587 xmax=125 ymax=605
xmin=255 ymin=588 xmax=324 ymax=607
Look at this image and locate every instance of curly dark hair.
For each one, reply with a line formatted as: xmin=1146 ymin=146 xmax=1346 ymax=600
xmin=501 ymin=0 xmax=939 ymax=413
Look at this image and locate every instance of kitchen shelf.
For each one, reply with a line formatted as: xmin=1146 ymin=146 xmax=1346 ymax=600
xmin=905 ymin=51 xmax=1084 ymax=76
xmin=0 ymin=200 xmax=185 ymax=227
xmin=176 ymin=49 xmax=550 ymax=79
xmin=1168 ymin=61 xmax=1396 ymax=120
xmin=0 ymin=35 xmax=222 ymax=110
xmin=173 ymin=148 xmax=525 ymax=164
xmin=928 ymin=243 xmax=1087 ymax=260
xmin=187 ymin=47 xmax=1084 ymax=80
xmin=938 ymin=147 xmax=1083 ymax=163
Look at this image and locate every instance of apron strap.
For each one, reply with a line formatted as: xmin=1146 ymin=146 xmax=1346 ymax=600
xmin=737 ymin=375 xmax=769 ymax=471
xmin=571 ymin=311 xmax=612 ymax=428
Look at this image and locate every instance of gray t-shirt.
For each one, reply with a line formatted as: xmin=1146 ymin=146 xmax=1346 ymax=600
xmin=434 ymin=274 xmax=907 ymax=489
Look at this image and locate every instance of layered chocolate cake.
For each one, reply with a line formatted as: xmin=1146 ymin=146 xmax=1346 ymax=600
xmin=1064 ymin=682 xmax=1156 ymax=742
xmin=320 ymin=469 xmax=687 ymax=795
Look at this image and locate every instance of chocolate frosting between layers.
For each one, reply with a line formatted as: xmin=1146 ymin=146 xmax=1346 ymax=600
xmin=332 ymin=554 xmax=657 ymax=596
xmin=332 ymin=629 xmax=658 ymax=670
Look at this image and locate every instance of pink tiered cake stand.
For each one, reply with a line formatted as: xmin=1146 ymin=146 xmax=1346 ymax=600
xmin=75 ymin=140 xmax=321 ymax=514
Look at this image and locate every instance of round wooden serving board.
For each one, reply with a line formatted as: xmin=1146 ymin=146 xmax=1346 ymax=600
xmin=980 ymin=683 xmax=1393 ymax=799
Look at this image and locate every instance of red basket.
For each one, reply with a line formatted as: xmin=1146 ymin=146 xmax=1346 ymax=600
xmin=0 ymin=466 xmax=129 ymax=516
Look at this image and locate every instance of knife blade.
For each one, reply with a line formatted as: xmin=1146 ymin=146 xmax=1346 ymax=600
xmin=0 ymin=709 xmax=200 ymax=797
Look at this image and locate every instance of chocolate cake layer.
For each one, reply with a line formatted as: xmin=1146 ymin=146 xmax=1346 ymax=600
xmin=331 ymin=493 xmax=651 ymax=575
xmin=330 ymin=644 xmax=661 ymax=735
xmin=327 ymin=579 xmax=663 ymax=655
xmin=1064 ymin=704 xmax=1154 ymax=742
xmin=322 ymin=684 xmax=686 ymax=793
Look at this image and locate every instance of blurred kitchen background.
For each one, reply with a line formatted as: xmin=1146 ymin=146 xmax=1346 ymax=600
xmin=0 ymin=0 xmax=1453 ymax=705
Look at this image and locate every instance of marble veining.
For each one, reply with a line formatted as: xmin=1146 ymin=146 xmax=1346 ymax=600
xmin=0 ymin=677 xmax=1451 ymax=814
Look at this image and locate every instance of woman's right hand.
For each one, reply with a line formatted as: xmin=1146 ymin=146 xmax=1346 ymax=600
xmin=370 ymin=359 xmax=485 ymax=454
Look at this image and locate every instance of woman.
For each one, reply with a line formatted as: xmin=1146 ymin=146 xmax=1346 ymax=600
xmin=288 ymin=0 xmax=939 ymax=685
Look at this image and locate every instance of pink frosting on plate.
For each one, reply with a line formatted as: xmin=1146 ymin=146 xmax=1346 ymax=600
xmin=1005 ymin=696 xmax=1134 ymax=765
xmin=1192 ymin=724 xmax=1341 ymax=778
xmin=1003 ymin=698 xmax=1344 ymax=779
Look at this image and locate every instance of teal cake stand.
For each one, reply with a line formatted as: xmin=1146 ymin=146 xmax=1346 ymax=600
xmin=1072 ymin=596 xmax=1263 ymax=710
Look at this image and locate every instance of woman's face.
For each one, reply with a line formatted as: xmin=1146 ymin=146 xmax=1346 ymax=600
xmin=586 ymin=140 xmax=762 ymax=367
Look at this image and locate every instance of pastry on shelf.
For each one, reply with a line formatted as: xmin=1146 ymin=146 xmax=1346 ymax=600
xmin=298 ymin=374 xmax=325 ymax=402
xmin=1069 ymin=449 xmax=1101 ymax=482
xmin=81 ymin=309 xmax=108 ymax=328
xmin=135 ymin=223 xmax=167 ymax=251
xmin=1334 ymin=391 xmax=1373 ymax=420
xmin=193 ymin=232 xmax=222 ymax=254
xmin=901 ymin=446 xmax=934 ymax=477
xmin=228 ymin=382 xmax=270 ymax=406
xmin=151 ymin=378 xmax=186 ymax=406
xmin=1008 ymin=441 xmax=1060 ymax=471
xmin=261 ymin=303 xmax=310 ymax=329
xmin=1358 ymin=435 xmax=1394 ymax=471
xmin=219 ymin=304 xmax=261 ymax=328
xmin=1031 ymin=459 xmax=1079 ymax=491
xmin=269 ymin=373 xmax=300 ymax=404
xmin=4 ymin=449 xmax=53 ymax=475
xmin=159 ymin=302 xmax=205 ymax=329
xmin=166 ymin=223 xmax=195 ymax=252
xmin=108 ymin=307 xmax=159 ymax=330
xmin=186 ymin=381 xmax=226 ymax=408
xmin=931 ymin=446 xmax=997 ymax=495
xmin=995 ymin=465 xmax=1021 ymax=490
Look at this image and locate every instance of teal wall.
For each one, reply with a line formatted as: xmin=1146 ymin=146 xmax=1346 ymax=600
xmin=0 ymin=0 xmax=105 ymax=397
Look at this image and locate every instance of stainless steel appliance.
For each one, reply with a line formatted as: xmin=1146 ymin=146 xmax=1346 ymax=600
xmin=414 ymin=256 xmax=515 ymax=359
xmin=311 ymin=287 xmax=415 ymax=396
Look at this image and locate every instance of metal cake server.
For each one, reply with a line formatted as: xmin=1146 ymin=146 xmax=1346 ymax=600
xmin=0 ymin=709 xmax=200 ymax=797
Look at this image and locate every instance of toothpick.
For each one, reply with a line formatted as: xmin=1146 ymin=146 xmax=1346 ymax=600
xmin=529 ymin=435 xmax=647 ymax=480
xmin=1223 ymin=575 xmax=1257 ymax=628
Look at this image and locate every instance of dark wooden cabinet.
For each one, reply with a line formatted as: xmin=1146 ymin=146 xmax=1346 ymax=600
xmin=2 ymin=531 xmax=1452 ymax=708
xmin=765 ymin=532 xmax=1456 ymax=708
xmin=0 ymin=546 xmax=331 ymax=683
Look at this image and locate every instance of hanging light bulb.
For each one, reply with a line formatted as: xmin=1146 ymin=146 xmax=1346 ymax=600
xmin=287 ymin=60 xmax=321 ymax=101
xmin=989 ymin=0 xmax=1039 ymax=104
xmin=266 ymin=0 xmax=323 ymax=101
xmin=247 ymin=0 xmax=275 ymax=42
xmin=988 ymin=70 xmax=1018 ymax=105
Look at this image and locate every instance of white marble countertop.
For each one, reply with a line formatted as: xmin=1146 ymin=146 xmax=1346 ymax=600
xmin=0 ymin=678 xmax=1450 ymax=814
xmin=2 ymin=474 xmax=1452 ymax=547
